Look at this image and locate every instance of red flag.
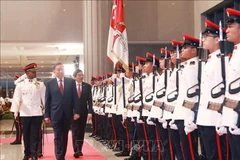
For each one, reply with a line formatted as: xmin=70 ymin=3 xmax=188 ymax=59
xmin=107 ymin=0 xmax=129 ymax=71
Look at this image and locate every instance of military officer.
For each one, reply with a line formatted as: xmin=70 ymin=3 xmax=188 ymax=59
xmin=89 ymin=76 xmax=97 ymax=138
xmin=221 ymin=8 xmax=240 ymax=160
xmin=132 ymin=56 xmax=152 ymax=160
xmin=163 ymin=41 xmax=185 ymax=160
xmin=104 ymin=72 xmax=117 ymax=149
xmin=196 ymin=19 xmax=228 ymax=160
xmin=172 ymin=34 xmax=200 ymax=160
xmin=13 ymin=63 xmax=46 ymax=160
xmin=143 ymin=52 xmax=162 ymax=160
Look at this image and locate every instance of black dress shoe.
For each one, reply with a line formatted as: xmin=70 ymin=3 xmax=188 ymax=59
xmin=89 ymin=134 xmax=95 ymax=137
xmin=37 ymin=153 xmax=43 ymax=158
xmin=199 ymin=154 xmax=207 ymax=160
xmin=115 ymin=151 xmax=130 ymax=157
xmin=78 ymin=151 xmax=83 ymax=156
xmin=22 ymin=155 xmax=30 ymax=160
xmin=73 ymin=152 xmax=79 ymax=158
xmin=10 ymin=140 xmax=22 ymax=145
xmin=32 ymin=157 xmax=38 ymax=160
xmin=112 ymin=147 xmax=121 ymax=152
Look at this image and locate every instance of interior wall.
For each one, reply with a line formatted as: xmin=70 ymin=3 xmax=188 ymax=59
xmin=193 ymin=0 xmax=223 ymax=37
xmin=0 ymin=1 xmax=83 ymax=42
xmin=125 ymin=0 xmax=194 ymax=42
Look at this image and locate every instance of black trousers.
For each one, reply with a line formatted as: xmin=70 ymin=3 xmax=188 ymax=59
xmin=166 ymin=120 xmax=184 ymax=160
xmin=227 ymin=127 xmax=240 ymax=160
xmin=198 ymin=126 xmax=227 ymax=160
xmin=155 ymin=120 xmax=171 ymax=160
xmin=114 ymin=115 xmax=130 ymax=152
xmin=126 ymin=118 xmax=140 ymax=158
xmin=21 ymin=116 xmax=42 ymax=158
xmin=91 ymin=112 xmax=96 ymax=135
xmin=136 ymin=123 xmax=150 ymax=160
xmin=38 ymin=126 xmax=43 ymax=154
xmin=12 ymin=112 xmax=22 ymax=142
xmin=175 ymin=120 xmax=200 ymax=160
xmin=72 ymin=113 xmax=88 ymax=153
xmin=51 ymin=117 xmax=71 ymax=160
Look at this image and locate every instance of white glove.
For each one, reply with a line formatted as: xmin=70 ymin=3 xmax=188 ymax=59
xmin=162 ymin=120 xmax=168 ymax=129
xmin=229 ymin=125 xmax=240 ymax=135
xmin=215 ymin=113 xmax=227 ymax=136
xmin=122 ymin=113 xmax=127 ymax=121
xmin=184 ymin=121 xmax=197 ymax=135
xmin=169 ymin=120 xmax=178 ymax=130
xmin=14 ymin=112 xmax=19 ymax=119
xmin=158 ymin=118 xmax=166 ymax=123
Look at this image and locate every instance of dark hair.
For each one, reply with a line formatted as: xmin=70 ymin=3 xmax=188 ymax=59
xmin=73 ymin=69 xmax=83 ymax=77
xmin=52 ymin=62 xmax=63 ymax=70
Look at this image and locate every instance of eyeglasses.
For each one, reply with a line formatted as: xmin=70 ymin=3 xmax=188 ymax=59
xmin=202 ymin=34 xmax=218 ymax=39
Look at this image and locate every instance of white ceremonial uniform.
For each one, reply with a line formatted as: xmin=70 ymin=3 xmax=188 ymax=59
xmin=148 ymin=73 xmax=162 ymax=122
xmin=222 ymin=44 xmax=240 ymax=130
xmin=98 ymin=86 xmax=105 ymax=115
xmin=132 ymin=74 xmax=147 ymax=122
xmin=173 ymin=57 xmax=199 ymax=123
xmin=142 ymin=73 xmax=154 ymax=118
xmin=93 ymin=86 xmax=101 ymax=114
xmin=13 ymin=78 xmax=45 ymax=117
xmin=125 ymin=78 xmax=134 ymax=119
xmin=197 ymin=49 xmax=224 ymax=127
xmin=105 ymin=84 xmax=113 ymax=114
xmin=163 ymin=68 xmax=176 ymax=121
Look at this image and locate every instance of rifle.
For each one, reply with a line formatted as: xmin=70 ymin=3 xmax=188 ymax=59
xmin=156 ymin=48 xmax=168 ymax=109
xmin=185 ymin=33 xmax=204 ymax=123
xmin=128 ymin=63 xmax=136 ymax=104
xmin=133 ymin=69 xmax=145 ymax=120
xmin=167 ymin=44 xmax=181 ymax=102
xmin=145 ymin=54 xmax=157 ymax=103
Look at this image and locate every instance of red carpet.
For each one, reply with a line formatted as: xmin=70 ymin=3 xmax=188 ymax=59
xmin=1 ymin=133 xmax=107 ymax=160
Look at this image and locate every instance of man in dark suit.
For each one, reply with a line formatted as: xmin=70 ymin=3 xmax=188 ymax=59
xmin=44 ymin=62 xmax=80 ymax=160
xmin=72 ymin=69 xmax=93 ymax=158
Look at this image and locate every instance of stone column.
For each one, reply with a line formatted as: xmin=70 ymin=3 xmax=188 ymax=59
xmin=82 ymin=0 xmax=112 ymax=83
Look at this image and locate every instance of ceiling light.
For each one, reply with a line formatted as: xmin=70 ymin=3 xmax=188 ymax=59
xmin=41 ymin=61 xmax=44 ymax=63
xmin=41 ymin=66 xmax=44 ymax=68
xmin=63 ymin=64 xmax=75 ymax=76
xmin=5 ymin=62 xmax=8 ymax=64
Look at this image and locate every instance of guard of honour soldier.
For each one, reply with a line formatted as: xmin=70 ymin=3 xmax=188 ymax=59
xmin=89 ymin=8 xmax=240 ymax=160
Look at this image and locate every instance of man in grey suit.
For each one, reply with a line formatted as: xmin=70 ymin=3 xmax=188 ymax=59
xmin=44 ymin=62 xmax=80 ymax=160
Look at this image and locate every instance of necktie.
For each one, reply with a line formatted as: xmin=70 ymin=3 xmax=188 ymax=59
xmin=59 ymin=79 xmax=63 ymax=94
xmin=78 ymin=84 xmax=81 ymax=98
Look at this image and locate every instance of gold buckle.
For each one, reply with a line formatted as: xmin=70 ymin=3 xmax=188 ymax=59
xmin=182 ymin=100 xmax=195 ymax=109
xmin=127 ymin=104 xmax=132 ymax=110
xmin=164 ymin=104 xmax=175 ymax=112
xmin=133 ymin=105 xmax=140 ymax=110
xmin=153 ymin=100 xmax=163 ymax=107
xmin=207 ymin=101 xmax=222 ymax=111
xmin=224 ymin=98 xmax=238 ymax=109
xmin=143 ymin=104 xmax=151 ymax=111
